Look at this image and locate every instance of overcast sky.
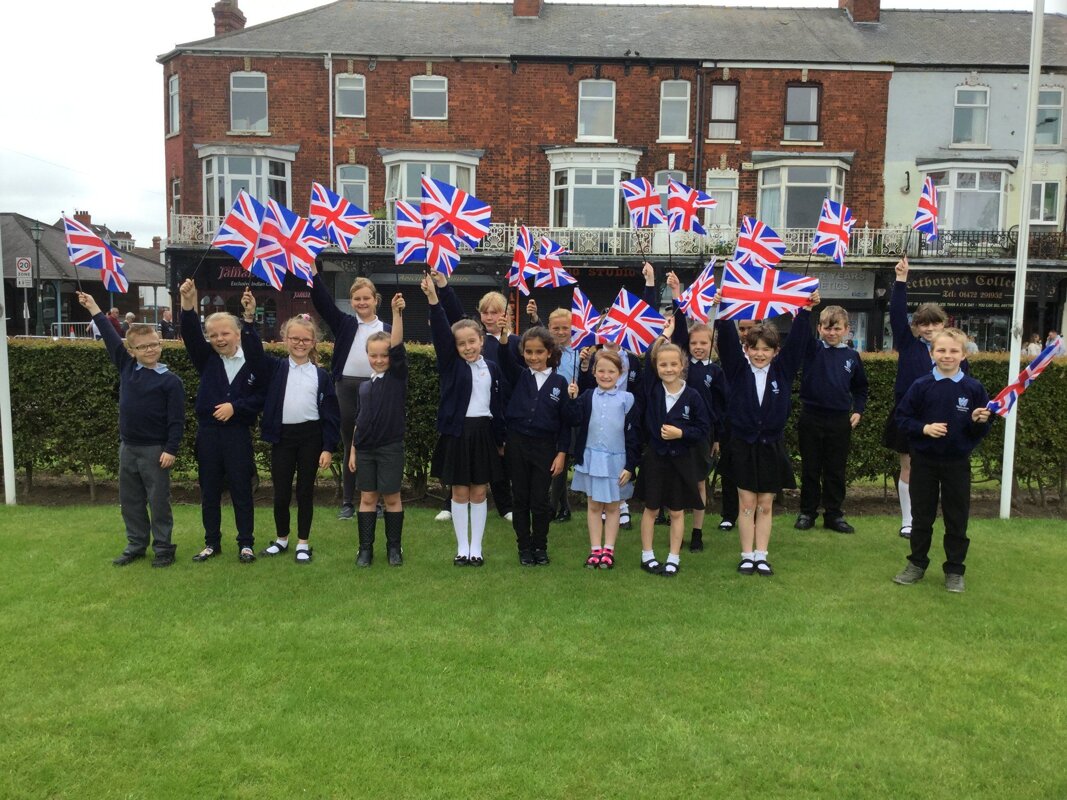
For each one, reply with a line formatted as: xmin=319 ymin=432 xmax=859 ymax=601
xmin=1 ymin=0 xmax=1063 ymax=245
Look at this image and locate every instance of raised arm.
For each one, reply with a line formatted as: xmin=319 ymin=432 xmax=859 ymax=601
xmin=777 ymin=297 xmax=818 ymax=381
xmin=422 ymin=274 xmax=454 ymax=368
xmin=431 ymin=269 xmax=463 ymax=326
xmin=238 ymin=289 xmax=269 ymax=374
xmin=641 ymin=261 xmax=658 ymax=310
xmin=77 ymin=291 xmax=130 ymax=370
xmin=310 ymin=269 xmax=351 ymax=338
xmin=889 ymin=257 xmax=911 ymax=346
xmin=390 ymin=292 xmax=405 ymax=347
xmin=178 ymin=278 xmax=212 ymax=370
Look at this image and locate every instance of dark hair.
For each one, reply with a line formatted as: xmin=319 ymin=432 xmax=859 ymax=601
xmin=912 ymin=302 xmax=947 ymax=327
xmin=743 ymin=324 xmax=780 ymax=350
xmin=520 ymin=326 xmax=561 ymax=369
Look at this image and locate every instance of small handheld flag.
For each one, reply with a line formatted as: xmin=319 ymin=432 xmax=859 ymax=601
xmin=717 ymin=261 xmax=818 ymax=321
xmin=570 ymin=287 xmax=601 ymax=349
xmin=600 ymin=289 xmax=666 ymax=354
xmin=211 ymin=190 xmax=265 ymax=273
xmin=679 ymin=259 xmax=718 ymax=323
xmin=309 ymin=182 xmax=372 ymax=254
xmin=986 ymin=339 xmax=1064 ymax=417
xmin=667 ymin=179 xmax=717 ymax=235
xmin=620 ymin=177 xmax=667 ymax=228
xmin=811 ymin=198 xmax=856 ymax=266
xmin=64 ymin=215 xmax=130 ymax=293
xmin=420 ymin=176 xmax=491 ymax=248
xmin=254 ymin=199 xmax=328 ymax=289
xmin=394 ymin=201 xmax=427 ymax=266
xmin=508 ymin=225 xmax=539 ymax=296
xmin=912 ymin=176 xmax=939 ymax=241
xmin=534 ymin=237 xmax=576 ymax=288
xmin=734 ymin=216 xmax=786 ymax=269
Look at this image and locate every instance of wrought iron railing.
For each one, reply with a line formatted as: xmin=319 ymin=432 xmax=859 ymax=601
xmin=168 ymin=215 xmax=1064 ymax=261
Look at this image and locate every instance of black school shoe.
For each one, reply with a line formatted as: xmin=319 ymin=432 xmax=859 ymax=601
xmin=737 ymin=558 xmax=756 ymax=576
xmin=794 ymin=513 xmax=815 ymax=530
xmin=337 ymin=503 xmax=355 ymax=521
xmin=824 ymin=517 xmax=856 ymax=534
xmin=533 ymin=549 xmax=550 ymax=566
xmin=151 ymin=552 xmax=175 ymax=568
xmin=689 ymin=531 xmax=704 ymax=552
xmin=192 ymin=546 xmax=222 ymax=562
xmin=518 ymin=550 xmax=536 ymax=567
xmin=718 ymin=519 xmax=735 ymax=531
xmin=112 ymin=552 xmax=145 ymax=567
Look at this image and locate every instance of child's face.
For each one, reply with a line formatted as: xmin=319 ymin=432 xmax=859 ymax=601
xmin=548 ymin=317 xmax=570 ymax=347
xmin=594 ymin=359 xmax=621 ymax=390
xmin=656 ymin=351 xmax=684 ymax=385
xmin=454 ymin=326 xmax=484 ymax=363
xmin=126 ymin=333 xmax=162 ymax=368
xmin=350 ymin=288 xmax=377 ymax=320
xmin=915 ymin=320 xmax=944 ymax=343
xmin=285 ymin=324 xmax=315 ymax=363
xmin=206 ymin=319 xmax=239 ymax=357
xmin=367 ymin=339 xmax=391 ymax=373
xmin=480 ymin=305 xmax=505 ymax=335
xmin=931 ymin=336 xmax=964 ymax=375
xmin=745 ymin=339 xmax=777 ymax=368
xmin=523 ymin=338 xmax=550 ymax=372
xmin=818 ymin=319 xmax=848 ymax=347
xmin=689 ymin=331 xmax=712 ymax=360
xmin=737 ymin=320 xmax=757 ymax=342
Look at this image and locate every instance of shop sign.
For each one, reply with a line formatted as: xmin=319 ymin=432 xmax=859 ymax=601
xmin=809 ymin=269 xmax=876 ymax=300
xmin=907 ymin=272 xmax=1059 ymax=309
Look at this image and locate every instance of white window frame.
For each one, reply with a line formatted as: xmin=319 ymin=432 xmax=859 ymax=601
xmin=658 ymin=80 xmax=691 ymax=142
xmin=1036 ymin=87 xmax=1063 ymax=148
xmin=336 ymin=73 xmax=366 ymax=118
xmin=229 ymin=71 xmax=268 ymax=133
xmin=337 ymin=164 xmax=370 ymax=211
xmin=1030 ymin=180 xmax=1060 ymax=224
xmin=708 ymin=83 xmax=738 ymax=141
xmin=951 ymin=85 xmax=989 ymax=147
xmin=410 ymin=76 xmax=448 ymax=120
xmin=654 ymin=169 xmax=686 ymax=213
xmin=171 ymin=178 xmax=181 ymax=216
xmin=756 ymin=158 xmax=848 ymax=229
xmin=921 ymin=164 xmax=1012 ymax=230
xmin=546 ymin=147 xmax=640 ymax=228
xmin=198 ymin=145 xmax=296 ymax=224
xmin=168 ymin=74 xmax=180 ymax=135
xmin=705 ymin=169 xmax=739 ymax=232
xmin=381 ymin=150 xmax=480 ymax=216
xmin=577 ymin=80 xmax=616 ymax=143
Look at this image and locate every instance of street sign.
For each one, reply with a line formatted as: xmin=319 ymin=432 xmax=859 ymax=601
xmin=15 ymin=257 xmax=31 ymax=289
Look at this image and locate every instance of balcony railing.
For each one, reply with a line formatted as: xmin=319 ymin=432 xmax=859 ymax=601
xmin=168 ymin=215 xmax=1064 ymax=261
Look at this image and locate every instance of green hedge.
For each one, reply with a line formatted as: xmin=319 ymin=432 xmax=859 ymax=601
xmin=6 ymin=340 xmax=1066 ymax=501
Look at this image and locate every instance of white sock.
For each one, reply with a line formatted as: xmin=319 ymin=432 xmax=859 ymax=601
xmin=620 ymin=502 xmax=630 ymax=516
xmin=452 ymin=501 xmax=470 ymax=557
xmin=754 ymin=549 xmax=768 ymax=562
xmin=667 ymin=553 xmax=680 ymax=565
xmin=641 ymin=549 xmax=655 ymax=562
xmin=295 ymin=542 xmax=308 ymax=551
xmin=469 ymin=500 xmax=488 ymax=558
xmin=898 ymin=479 xmax=912 ymax=527
xmin=741 ymin=551 xmax=754 ymax=561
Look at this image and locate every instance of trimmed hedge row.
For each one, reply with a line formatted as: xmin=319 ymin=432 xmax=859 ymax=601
xmin=7 ymin=340 xmax=1066 ymax=501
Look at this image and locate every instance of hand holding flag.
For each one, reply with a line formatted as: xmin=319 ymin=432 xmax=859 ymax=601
xmin=986 ymin=339 xmax=1064 ymax=417
xmin=717 ymin=260 xmax=819 ymax=321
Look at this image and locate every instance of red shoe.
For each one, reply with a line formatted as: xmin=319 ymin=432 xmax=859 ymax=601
xmin=599 ymin=549 xmax=615 ymax=570
xmin=585 ymin=548 xmax=602 ymax=569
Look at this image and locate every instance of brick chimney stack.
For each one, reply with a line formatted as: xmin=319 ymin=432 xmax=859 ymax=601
xmin=74 ymin=210 xmax=91 ymax=225
xmin=513 ymin=0 xmax=544 ymax=18
xmin=152 ymin=236 xmax=161 ymax=251
xmin=213 ymin=0 xmax=247 ymax=36
xmin=839 ymin=0 xmax=880 ymax=23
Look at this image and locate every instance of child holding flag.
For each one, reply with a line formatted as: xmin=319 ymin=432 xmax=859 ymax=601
xmin=892 ymin=328 xmax=992 ymax=593
xmin=239 ymin=291 xmax=340 ymax=565
xmin=77 ymin=292 xmax=185 ymax=568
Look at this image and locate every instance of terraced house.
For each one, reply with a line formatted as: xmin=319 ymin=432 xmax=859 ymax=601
xmin=159 ymin=0 xmax=1067 ymax=347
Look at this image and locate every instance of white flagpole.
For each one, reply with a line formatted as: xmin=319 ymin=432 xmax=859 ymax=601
xmin=0 ymin=220 xmax=19 ymax=504
xmin=1000 ymin=0 xmax=1045 ymax=519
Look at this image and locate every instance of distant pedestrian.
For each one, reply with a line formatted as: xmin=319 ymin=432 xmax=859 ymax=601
xmin=964 ymin=334 xmax=979 ymax=355
xmin=121 ymin=312 xmax=136 ymax=334
xmin=159 ymin=308 xmax=177 ymax=340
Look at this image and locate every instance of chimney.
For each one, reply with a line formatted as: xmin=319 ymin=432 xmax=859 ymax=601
xmin=74 ymin=210 xmax=91 ymax=225
xmin=213 ymin=0 xmax=247 ymax=36
xmin=152 ymin=236 xmax=162 ymax=251
xmin=513 ymin=0 xmax=544 ymax=18
xmin=839 ymin=0 xmax=880 ymax=23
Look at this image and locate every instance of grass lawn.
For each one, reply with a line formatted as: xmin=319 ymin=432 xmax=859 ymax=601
xmin=1 ymin=504 xmax=1065 ymax=799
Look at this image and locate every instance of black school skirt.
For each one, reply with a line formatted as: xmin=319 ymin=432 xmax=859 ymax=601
xmin=431 ymin=417 xmax=503 ymax=487
xmin=727 ymin=436 xmax=796 ymax=494
xmin=634 ymin=446 xmax=705 ymax=511
xmin=881 ymin=399 xmax=910 ymax=455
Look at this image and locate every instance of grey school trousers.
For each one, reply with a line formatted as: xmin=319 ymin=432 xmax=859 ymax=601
xmin=119 ymin=442 xmax=176 ymax=557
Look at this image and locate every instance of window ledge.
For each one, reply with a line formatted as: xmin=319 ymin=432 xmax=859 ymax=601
xmin=411 ymin=117 xmax=449 ymax=122
xmin=656 ymin=137 xmax=692 ymax=144
xmin=165 ymin=131 xmax=180 ymax=140
xmin=705 ymin=139 xmax=742 ymax=145
xmin=779 ymin=140 xmax=823 ymax=147
xmin=948 ymin=143 xmax=991 ymax=150
xmin=336 ymin=114 xmax=367 ymax=120
xmin=1034 ymin=144 xmax=1063 ymax=150
xmin=575 ymin=137 xmax=618 ymax=144
xmin=227 ymin=130 xmax=272 ymax=137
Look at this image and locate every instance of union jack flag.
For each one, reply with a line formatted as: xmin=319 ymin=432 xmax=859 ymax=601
xmin=679 ymin=259 xmax=718 ymax=324
xmin=394 ymin=200 xmax=427 ymax=265
xmin=425 ymin=231 xmax=460 ymax=276
xmin=620 ymin=177 xmax=667 ymax=228
xmin=913 ymin=176 xmax=939 ymax=241
xmin=570 ymin=287 xmax=601 ymax=349
xmin=534 ymin=237 xmax=576 ymax=288
xmin=254 ymin=199 xmax=328 ymax=289
xmin=811 ymin=198 xmax=856 ymax=266
xmin=599 ymin=289 xmax=666 ymax=354
xmin=63 ymin=216 xmax=130 ymax=293
xmin=734 ymin=216 xmax=786 ymax=269
xmin=210 ymin=190 xmax=264 ymax=272
xmin=717 ymin=261 xmax=818 ymax=321
xmin=667 ymin=179 xmax=718 ymax=235
xmin=987 ymin=339 xmax=1064 ymax=417
xmin=420 ymin=176 xmax=491 ymax=248
xmin=507 ymin=225 xmax=539 ymax=296
xmin=309 ymin=182 xmax=372 ymax=254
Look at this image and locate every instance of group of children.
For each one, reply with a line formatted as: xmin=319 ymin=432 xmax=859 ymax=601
xmin=88 ymin=254 xmax=994 ymax=590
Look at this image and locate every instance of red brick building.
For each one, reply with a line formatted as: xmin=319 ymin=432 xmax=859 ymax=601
xmin=158 ymin=0 xmax=898 ymax=340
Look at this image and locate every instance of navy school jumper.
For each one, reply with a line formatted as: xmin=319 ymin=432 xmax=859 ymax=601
xmin=310 ymin=273 xmax=391 ymax=382
xmin=496 ymin=339 xmax=572 ymax=455
xmin=429 ymin=302 xmax=507 ymax=446
xmin=714 ymin=309 xmax=812 ymax=444
xmin=438 ymin=284 xmax=521 ymax=375
xmin=889 ymin=281 xmax=968 ymax=400
xmin=668 ymin=299 xmax=728 ymax=444
xmin=799 ymin=338 xmax=869 ymax=415
xmin=239 ymin=322 xmax=341 ymax=453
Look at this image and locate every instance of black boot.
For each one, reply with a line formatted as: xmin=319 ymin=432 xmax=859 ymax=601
xmin=356 ymin=511 xmax=376 ymax=567
xmin=384 ymin=510 xmax=404 ymax=566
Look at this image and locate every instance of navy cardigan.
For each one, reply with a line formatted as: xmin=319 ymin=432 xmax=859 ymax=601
xmin=639 ymin=381 xmax=711 ymax=457
xmin=240 ymin=322 xmax=341 ymax=452
xmin=562 ymin=388 xmax=642 ymax=473
xmin=497 ymin=338 xmax=572 ymax=453
xmin=429 ymin=302 xmax=507 ymax=446
xmin=714 ymin=309 xmax=812 ymax=444
xmin=667 ymin=299 xmax=727 ymax=442
xmin=180 ymin=310 xmax=265 ymax=428
xmin=310 ymin=273 xmax=391 ymax=382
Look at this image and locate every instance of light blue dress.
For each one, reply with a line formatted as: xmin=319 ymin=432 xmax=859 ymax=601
xmin=571 ymin=388 xmax=635 ymax=503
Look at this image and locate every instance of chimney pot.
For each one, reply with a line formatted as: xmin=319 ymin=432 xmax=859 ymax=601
xmin=152 ymin=236 xmax=162 ymax=250
xmin=213 ymin=0 xmax=247 ymax=36
xmin=74 ymin=210 xmax=91 ymax=225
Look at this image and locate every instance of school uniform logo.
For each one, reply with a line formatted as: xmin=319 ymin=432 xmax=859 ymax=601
xmin=550 ymin=387 xmax=561 ymax=402
xmin=844 ymin=359 xmax=853 ymax=374
xmin=681 ymin=405 xmax=690 ymax=420
xmin=956 ymin=396 xmax=970 ymax=413
xmin=704 ymin=374 xmax=713 ymax=388
xmin=628 ymin=370 xmax=637 ymax=383
xmin=771 ymin=380 xmax=780 ymax=395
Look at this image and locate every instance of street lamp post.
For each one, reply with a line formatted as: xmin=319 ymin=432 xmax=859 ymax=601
xmin=30 ymin=221 xmax=44 ymax=336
